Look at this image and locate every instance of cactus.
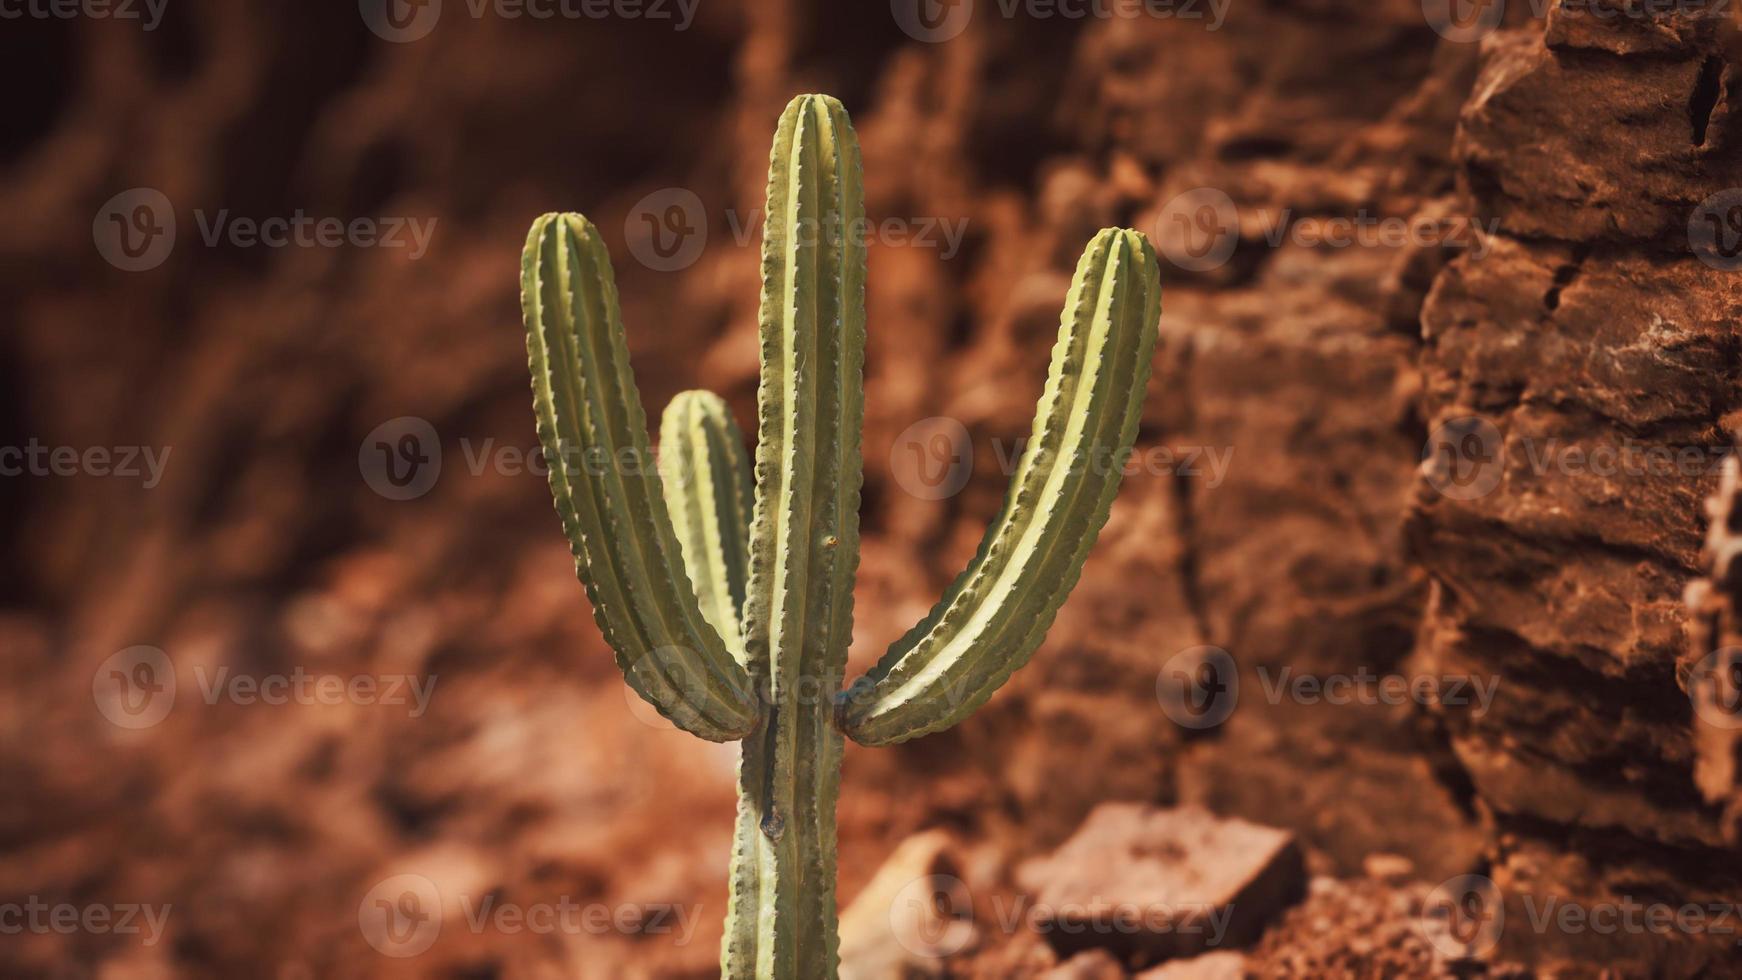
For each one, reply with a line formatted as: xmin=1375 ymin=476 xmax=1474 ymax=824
xmin=520 ymin=94 xmax=1160 ymax=978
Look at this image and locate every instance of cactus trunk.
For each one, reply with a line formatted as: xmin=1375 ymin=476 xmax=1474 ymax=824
xmin=723 ymin=93 xmax=866 ymax=979
xmin=520 ymin=92 xmax=1159 ymax=980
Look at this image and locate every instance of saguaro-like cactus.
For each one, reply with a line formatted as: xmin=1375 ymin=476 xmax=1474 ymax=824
xmin=521 ymin=94 xmax=1160 ymax=978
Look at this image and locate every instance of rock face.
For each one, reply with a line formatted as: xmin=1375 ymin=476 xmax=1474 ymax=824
xmin=4 ymin=0 xmax=1742 ymax=976
xmin=1408 ymin=3 xmax=1742 ymax=973
xmin=1686 ymin=456 xmax=1742 ymax=842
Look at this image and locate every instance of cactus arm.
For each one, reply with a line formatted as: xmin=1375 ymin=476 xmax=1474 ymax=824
xmin=520 ymin=212 xmax=758 ymax=743
xmin=723 ymin=93 xmax=865 ymax=980
xmin=838 ymin=228 xmax=1161 ymax=747
xmin=658 ymin=390 xmax=756 ymax=665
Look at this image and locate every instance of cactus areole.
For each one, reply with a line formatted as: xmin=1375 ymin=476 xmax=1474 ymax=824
xmin=520 ymin=94 xmax=1161 ymax=978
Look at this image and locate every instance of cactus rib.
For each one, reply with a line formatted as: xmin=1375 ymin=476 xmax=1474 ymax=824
xmin=724 ymin=93 xmax=866 ymax=979
xmin=520 ymin=212 xmax=758 ymax=742
xmin=658 ymin=390 xmax=756 ymax=665
xmin=838 ymin=228 xmax=1161 ymax=746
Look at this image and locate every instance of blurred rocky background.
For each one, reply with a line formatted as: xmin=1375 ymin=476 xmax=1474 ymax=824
xmin=2 ymin=0 xmax=1740 ymax=976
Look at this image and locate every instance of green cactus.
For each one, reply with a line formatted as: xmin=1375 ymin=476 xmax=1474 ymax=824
xmin=520 ymin=94 xmax=1160 ymax=978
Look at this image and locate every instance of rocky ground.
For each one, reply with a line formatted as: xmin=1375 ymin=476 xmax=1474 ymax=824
xmin=2 ymin=0 xmax=1741 ymax=976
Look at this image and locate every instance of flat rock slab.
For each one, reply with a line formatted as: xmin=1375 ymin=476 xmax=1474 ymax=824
xmin=1017 ymin=803 xmax=1305 ymax=967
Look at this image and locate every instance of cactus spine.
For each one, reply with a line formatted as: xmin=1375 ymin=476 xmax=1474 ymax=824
xmin=520 ymin=94 xmax=1160 ymax=978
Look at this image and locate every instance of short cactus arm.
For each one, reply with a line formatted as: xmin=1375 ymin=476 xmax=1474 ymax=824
xmin=724 ymin=93 xmax=865 ymax=979
xmin=521 ymin=212 xmax=758 ymax=742
xmin=839 ymin=228 xmax=1161 ymax=746
xmin=658 ymin=390 xmax=755 ymax=665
